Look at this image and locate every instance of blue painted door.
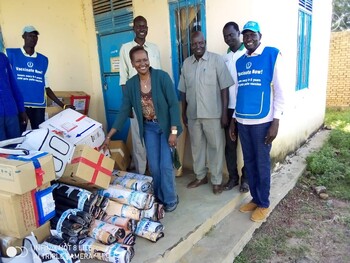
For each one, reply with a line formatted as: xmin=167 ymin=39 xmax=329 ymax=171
xmin=92 ymin=0 xmax=133 ymax=142
xmin=98 ymin=30 xmax=134 ymax=141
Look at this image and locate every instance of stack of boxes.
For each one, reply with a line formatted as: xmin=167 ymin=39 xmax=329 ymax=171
xmin=0 ymin=107 xmax=134 ymax=260
xmin=46 ymin=91 xmax=90 ymax=119
xmin=0 ymin=151 xmax=56 ymax=255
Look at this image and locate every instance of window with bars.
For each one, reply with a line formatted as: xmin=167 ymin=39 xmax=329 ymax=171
xmin=296 ymin=0 xmax=313 ymax=90
xmin=169 ymin=0 xmax=206 ymax=89
xmin=92 ymin=0 xmax=133 ymax=34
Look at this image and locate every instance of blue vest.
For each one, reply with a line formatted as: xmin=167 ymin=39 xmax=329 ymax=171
xmin=235 ymin=47 xmax=279 ymax=119
xmin=7 ymin=48 xmax=48 ymax=107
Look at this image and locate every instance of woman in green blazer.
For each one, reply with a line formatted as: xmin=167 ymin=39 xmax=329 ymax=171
xmin=101 ymin=46 xmax=182 ymax=212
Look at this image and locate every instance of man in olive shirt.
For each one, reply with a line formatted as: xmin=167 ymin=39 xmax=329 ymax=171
xmin=178 ymin=31 xmax=234 ymax=195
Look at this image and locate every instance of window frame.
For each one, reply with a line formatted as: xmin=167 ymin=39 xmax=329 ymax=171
xmin=296 ymin=0 xmax=313 ymax=90
xmin=169 ymin=0 xmax=206 ymax=90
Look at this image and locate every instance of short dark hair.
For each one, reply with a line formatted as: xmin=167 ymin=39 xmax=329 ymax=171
xmin=223 ymin=21 xmax=240 ymax=32
xmin=133 ymin=16 xmax=147 ymax=25
xmin=129 ymin=45 xmax=148 ymax=61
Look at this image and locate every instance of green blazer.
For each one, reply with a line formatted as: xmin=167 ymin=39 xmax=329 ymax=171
xmin=112 ymin=68 xmax=183 ymax=141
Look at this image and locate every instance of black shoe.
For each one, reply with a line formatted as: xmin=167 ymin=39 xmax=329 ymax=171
xmin=164 ymin=195 xmax=179 ymax=212
xmin=240 ymin=182 xmax=250 ymax=193
xmin=223 ymin=178 xmax=239 ymax=191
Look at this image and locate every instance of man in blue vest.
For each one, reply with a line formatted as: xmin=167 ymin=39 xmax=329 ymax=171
xmin=0 ymin=52 xmax=27 ymax=140
xmin=7 ymin=25 xmax=74 ymax=132
xmin=229 ymin=21 xmax=286 ymax=222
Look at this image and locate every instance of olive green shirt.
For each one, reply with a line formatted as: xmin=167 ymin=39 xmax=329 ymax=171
xmin=178 ymin=51 xmax=234 ymax=119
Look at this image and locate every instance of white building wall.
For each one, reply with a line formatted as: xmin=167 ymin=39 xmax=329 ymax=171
xmin=0 ymin=0 xmax=105 ymax=125
xmin=0 ymin=0 xmax=332 ymax=166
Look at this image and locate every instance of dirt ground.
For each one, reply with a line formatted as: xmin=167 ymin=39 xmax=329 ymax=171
xmin=245 ymin=178 xmax=350 ymax=263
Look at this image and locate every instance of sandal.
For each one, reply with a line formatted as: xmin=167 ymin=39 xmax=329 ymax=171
xmin=223 ymin=179 xmax=239 ymax=191
xmin=239 ymin=182 xmax=250 ymax=193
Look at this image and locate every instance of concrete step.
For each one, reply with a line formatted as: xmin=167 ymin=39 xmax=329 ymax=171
xmin=177 ymin=129 xmax=330 ymax=263
xmin=130 ymin=173 xmax=248 ymax=263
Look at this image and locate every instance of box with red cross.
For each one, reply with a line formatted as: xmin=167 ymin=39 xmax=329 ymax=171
xmin=59 ymin=145 xmax=114 ymax=190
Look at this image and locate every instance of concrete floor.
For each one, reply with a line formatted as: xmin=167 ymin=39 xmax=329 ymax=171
xmin=83 ymin=129 xmax=330 ymax=263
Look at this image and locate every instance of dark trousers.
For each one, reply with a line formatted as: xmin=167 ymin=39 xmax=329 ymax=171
xmin=237 ymin=122 xmax=272 ymax=208
xmin=224 ymin=109 xmax=239 ymax=182
xmin=0 ymin=115 xmax=21 ymax=140
xmin=225 ymin=108 xmax=248 ymax=184
xmin=20 ymin=107 xmax=45 ymax=133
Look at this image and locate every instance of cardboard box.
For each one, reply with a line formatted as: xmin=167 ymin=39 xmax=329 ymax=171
xmin=39 ymin=108 xmax=105 ymax=149
xmin=0 ymin=184 xmax=54 ymax=238
xmin=59 ymin=145 xmax=114 ymax=190
xmin=109 ymin=140 xmax=131 ymax=171
xmin=46 ymin=91 xmax=90 ymax=115
xmin=45 ymin=106 xmax=62 ymax=120
xmin=0 ymin=221 xmax=50 ymax=257
xmin=0 ymin=151 xmax=56 ymax=195
xmin=19 ymin=129 xmax=75 ymax=179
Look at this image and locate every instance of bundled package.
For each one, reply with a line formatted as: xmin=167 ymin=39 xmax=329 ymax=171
xmin=98 ymin=184 xmax=154 ymax=210
xmin=79 ymin=237 xmax=133 ymax=263
xmin=134 ymin=218 xmax=164 ymax=242
xmin=105 ymin=200 xmax=141 ymax=221
xmin=88 ymin=219 xmax=125 ymax=245
xmin=110 ymin=171 xmax=153 ymax=193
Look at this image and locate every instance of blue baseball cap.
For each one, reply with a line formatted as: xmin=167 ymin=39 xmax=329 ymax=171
xmin=22 ymin=25 xmax=39 ymax=35
xmin=241 ymin=21 xmax=260 ymax=34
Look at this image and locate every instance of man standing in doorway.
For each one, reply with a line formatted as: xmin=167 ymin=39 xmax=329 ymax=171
xmin=230 ymin=21 xmax=286 ymax=222
xmin=119 ymin=16 xmax=161 ymax=174
xmin=178 ymin=31 xmax=234 ymax=195
xmin=222 ymin=21 xmax=249 ymax=193
xmin=7 ymin=25 xmax=75 ymax=132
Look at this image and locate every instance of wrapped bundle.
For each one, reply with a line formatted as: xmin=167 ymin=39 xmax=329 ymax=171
xmin=25 ymin=235 xmax=80 ymax=263
xmin=134 ymin=218 xmax=164 ymax=242
xmin=113 ymin=170 xmax=153 ymax=183
xmin=105 ymin=199 xmax=141 ymax=221
xmin=91 ymin=195 xmax=109 ymax=220
xmin=102 ymin=215 xmax=137 ymax=232
xmin=45 ymin=235 xmax=80 ymax=261
xmin=52 ymin=183 xmax=97 ymax=213
xmin=111 ymin=171 xmax=153 ymax=193
xmin=98 ymin=215 xmax=137 ymax=245
xmin=98 ymin=184 xmax=154 ymax=209
xmin=117 ymin=229 xmax=136 ymax=246
xmin=89 ymin=219 xmax=126 ymax=245
xmin=53 ymin=208 xmax=92 ymax=243
xmin=51 ymin=216 xmax=82 ymax=243
xmin=141 ymin=201 xmax=165 ymax=221
xmin=79 ymin=237 xmax=134 ymax=263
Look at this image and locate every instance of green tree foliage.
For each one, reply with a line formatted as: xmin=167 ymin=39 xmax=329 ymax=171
xmin=332 ymin=0 xmax=350 ymax=31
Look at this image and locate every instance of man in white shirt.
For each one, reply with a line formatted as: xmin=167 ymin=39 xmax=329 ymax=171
xmin=119 ymin=16 xmax=161 ymax=174
xmin=222 ymin=21 xmax=249 ymax=193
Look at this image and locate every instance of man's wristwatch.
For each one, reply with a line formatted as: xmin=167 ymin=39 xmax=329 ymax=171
xmin=171 ymin=129 xmax=178 ymax=135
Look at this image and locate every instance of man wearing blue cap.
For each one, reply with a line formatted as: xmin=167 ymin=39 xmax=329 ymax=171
xmin=229 ymin=21 xmax=286 ymax=222
xmin=6 ymin=25 xmax=75 ymax=132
